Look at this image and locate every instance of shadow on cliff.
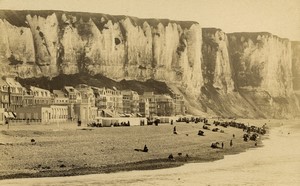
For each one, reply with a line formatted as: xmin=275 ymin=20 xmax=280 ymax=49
xmin=18 ymin=73 xmax=173 ymax=95
xmin=198 ymin=85 xmax=264 ymax=118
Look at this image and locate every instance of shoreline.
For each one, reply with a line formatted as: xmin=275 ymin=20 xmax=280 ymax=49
xmin=0 ymin=120 xmax=269 ymax=180
xmin=0 ymin=142 xmax=265 ymax=180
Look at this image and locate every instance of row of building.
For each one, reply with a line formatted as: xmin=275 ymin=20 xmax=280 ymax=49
xmin=0 ymin=77 xmax=185 ymax=124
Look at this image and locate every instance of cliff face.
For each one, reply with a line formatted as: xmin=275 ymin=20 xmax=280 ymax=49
xmin=196 ymin=29 xmax=299 ymax=118
xmin=292 ymin=41 xmax=300 ymax=115
xmin=228 ymin=33 xmax=293 ymax=97
xmin=0 ymin=10 xmax=299 ymax=118
xmin=227 ymin=33 xmax=298 ymax=118
xmin=0 ymin=10 xmax=202 ymax=97
xmin=292 ymin=41 xmax=300 ymax=91
xmin=202 ymin=28 xmax=234 ymax=93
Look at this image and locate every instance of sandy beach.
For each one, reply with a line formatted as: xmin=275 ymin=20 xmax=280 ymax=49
xmin=0 ymin=119 xmax=267 ymax=180
xmin=0 ymin=119 xmax=299 ymax=186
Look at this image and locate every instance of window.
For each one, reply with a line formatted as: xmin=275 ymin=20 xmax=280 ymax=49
xmin=33 ymin=113 xmax=38 ymax=119
xmin=3 ymin=86 xmax=8 ymax=91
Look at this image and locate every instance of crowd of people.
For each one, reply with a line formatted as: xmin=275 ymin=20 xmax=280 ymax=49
xmin=85 ymin=116 xmax=267 ymax=160
xmin=213 ymin=120 xmax=267 ymax=135
xmin=87 ymin=121 xmax=131 ymax=127
xmin=173 ymin=117 xmax=267 ymax=150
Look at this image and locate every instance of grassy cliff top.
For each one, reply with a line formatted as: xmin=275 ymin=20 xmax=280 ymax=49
xmin=0 ymin=9 xmax=198 ymax=30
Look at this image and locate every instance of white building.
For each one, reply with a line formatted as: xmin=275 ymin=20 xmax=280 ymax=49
xmin=30 ymin=86 xmax=52 ymax=105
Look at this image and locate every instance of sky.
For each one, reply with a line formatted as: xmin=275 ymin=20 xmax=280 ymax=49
xmin=0 ymin=0 xmax=299 ymax=41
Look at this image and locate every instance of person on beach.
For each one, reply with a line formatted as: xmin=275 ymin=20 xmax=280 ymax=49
xmin=168 ymin=154 xmax=174 ymax=160
xmin=143 ymin=145 xmax=148 ymax=152
xmin=222 ymin=142 xmax=224 ymax=149
xmin=154 ymin=119 xmax=159 ymax=126
xmin=230 ymin=139 xmax=233 ymax=147
xmin=233 ymin=134 xmax=235 ymax=138
xmin=173 ymin=126 xmax=177 ymax=134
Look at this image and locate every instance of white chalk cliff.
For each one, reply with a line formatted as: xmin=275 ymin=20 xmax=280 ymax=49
xmin=0 ymin=10 xmax=299 ymax=118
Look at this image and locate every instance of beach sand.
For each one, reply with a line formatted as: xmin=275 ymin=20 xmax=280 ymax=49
xmin=0 ymin=119 xmax=270 ymax=180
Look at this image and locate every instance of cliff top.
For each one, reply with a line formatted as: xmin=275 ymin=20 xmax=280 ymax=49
xmin=0 ymin=9 xmax=198 ymax=30
xmin=227 ymin=32 xmax=290 ymax=42
xmin=202 ymin=27 xmax=223 ymax=33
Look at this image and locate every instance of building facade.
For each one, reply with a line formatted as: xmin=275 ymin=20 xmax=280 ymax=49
xmin=139 ymin=98 xmax=150 ymax=117
xmin=93 ymin=87 xmax=123 ymax=116
xmin=1 ymin=76 xmax=185 ymax=123
xmin=122 ymin=90 xmax=139 ymax=116
xmin=141 ymin=92 xmax=157 ymax=117
xmin=156 ymin=94 xmax=174 ymax=116
xmin=53 ymin=90 xmax=69 ymax=105
xmin=16 ymin=106 xmax=51 ymax=123
xmin=75 ymin=84 xmax=97 ymax=123
xmin=50 ymin=105 xmax=68 ymax=123
xmin=23 ymin=88 xmax=34 ymax=107
xmin=0 ymin=78 xmax=9 ymax=109
xmin=93 ymin=87 xmax=109 ymax=110
xmin=5 ymin=77 xmax=24 ymax=111
xmin=173 ymin=94 xmax=185 ymax=115
xmin=16 ymin=105 xmax=68 ymax=123
xmin=63 ymin=86 xmax=82 ymax=104
xmin=30 ymin=86 xmax=52 ymax=105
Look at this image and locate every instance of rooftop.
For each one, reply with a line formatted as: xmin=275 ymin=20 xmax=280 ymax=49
xmin=64 ymin=86 xmax=79 ymax=93
xmin=30 ymin=86 xmax=51 ymax=92
xmin=53 ymin=90 xmax=68 ymax=98
xmin=0 ymin=78 xmax=8 ymax=86
xmin=5 ymin=78 xmax=23 ymax=88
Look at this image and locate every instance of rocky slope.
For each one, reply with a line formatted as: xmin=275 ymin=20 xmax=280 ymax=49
xmin=0 ymin=10 xmax=299 ymax=118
